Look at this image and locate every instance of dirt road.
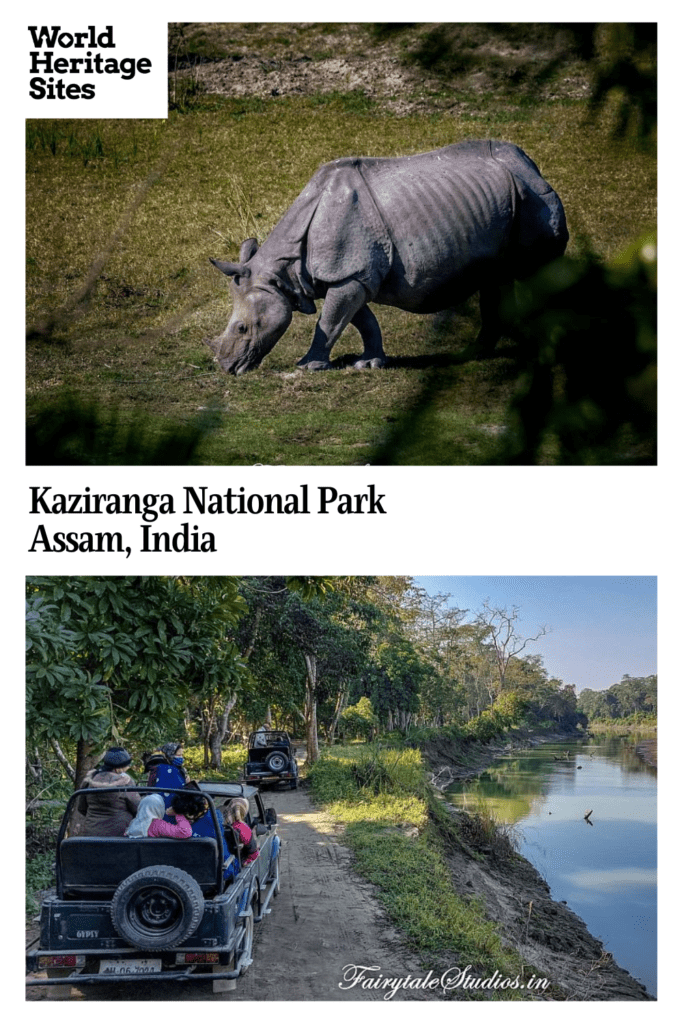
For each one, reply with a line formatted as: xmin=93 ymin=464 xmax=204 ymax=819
xmin=228 ymin=785 xmax=431 ymax=1001
xmin=27 ymin=785 xmax=435 ymax=1002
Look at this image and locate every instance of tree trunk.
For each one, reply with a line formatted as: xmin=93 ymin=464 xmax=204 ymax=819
xmin=50 ymin=737 xmax=76 ymax=781
xmin=201 ymin=704 xmax=213 ymax=768
xmin=75 ymin=738 xmax=99 ymax=789
xmin=27 ymin=749 xmax=42 ymax=781
xmin=325 ymin=685 xmax=348 ymax=745
xmin=243 ymin=607 xmax=262 ymax=661
xmin=303 ymin=653 xmax=320 ymax=764
xmin=208 ymin=693 xmax=238 ymax=768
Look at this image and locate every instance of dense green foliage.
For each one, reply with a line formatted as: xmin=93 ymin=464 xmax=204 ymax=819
xmin=577 ymin=675 xmax=656 ymax=721
xmin=26 ymin=574 xmax=652 ymax=813
xmin=25 ymin=575 xmax=341 ymax=787
xmin=26 ymin=576 xmax=246 ymax=747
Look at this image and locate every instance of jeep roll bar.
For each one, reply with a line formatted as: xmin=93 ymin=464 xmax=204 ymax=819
xmin=57 ymin=785 xmax=229 ymax=896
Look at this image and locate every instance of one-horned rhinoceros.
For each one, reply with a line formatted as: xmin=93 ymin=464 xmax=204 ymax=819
xmin=207 ymin=139 xmax=568 ymax=375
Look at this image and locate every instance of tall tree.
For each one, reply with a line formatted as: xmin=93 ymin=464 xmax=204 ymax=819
xmin=474 ymin=601 xmax=548 ymax=693
xmin=26 ymin=576 xmax=248 ymax=785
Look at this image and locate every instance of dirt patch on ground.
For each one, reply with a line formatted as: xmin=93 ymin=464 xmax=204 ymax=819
xmin=185 ymin=54 xmax=453 ymax=118
xmin=170 ymin=22 xmax=591 ymax=117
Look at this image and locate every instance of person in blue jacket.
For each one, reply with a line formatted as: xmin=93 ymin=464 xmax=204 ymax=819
xmin=144 ymin=743 xmax=188 ymax=809
xmin=182 ymin=782 xmax=240 ymax=884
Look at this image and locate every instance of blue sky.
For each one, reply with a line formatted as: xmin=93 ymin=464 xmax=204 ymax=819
xmin=413 ymin=577 xmax=657 ymax=692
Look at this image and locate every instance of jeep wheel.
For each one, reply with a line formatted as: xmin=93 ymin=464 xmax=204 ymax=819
xmin=265 ymin=751 xmax=288 ymax=773
xmin=235 ymin=906 xmax=254 ymax=975
xmin=111 ymin=865 xmax=204 ymax=950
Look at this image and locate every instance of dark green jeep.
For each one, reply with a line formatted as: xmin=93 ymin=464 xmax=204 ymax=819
xmin=26 ymin=782 xmax=280 ymax=996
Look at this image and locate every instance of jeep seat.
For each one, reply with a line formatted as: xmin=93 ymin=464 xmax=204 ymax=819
xmin=59 ymin=837 xmax=221 ymax=899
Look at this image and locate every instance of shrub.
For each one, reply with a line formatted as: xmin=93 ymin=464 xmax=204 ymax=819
xmin=339 ymin=696 xmax=377 ymax=742
xmin=26 ymin=852 xmax=56 ymax=919
xmin=309 ymin=744 xmax=424 ymax=802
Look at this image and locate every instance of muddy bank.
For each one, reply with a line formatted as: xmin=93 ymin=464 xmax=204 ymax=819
xmin=438 ymin=799 xmax=650 ymax=999
xmin=423 ymin=728 xmax=578 ymax=785
xmin=424 ymin=733 xmax=652 ymax=1000
xmin=635 ymin=738 xmax=657 ymax=768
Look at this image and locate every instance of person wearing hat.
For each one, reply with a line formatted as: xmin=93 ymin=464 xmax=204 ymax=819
xmin=76 ymin=747 xmax=141 ymax=837
xmin=144 ymin=742 xmax=188 ymax=809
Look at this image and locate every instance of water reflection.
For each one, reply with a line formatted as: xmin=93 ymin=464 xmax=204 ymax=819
xmin=446 ymin=736 xmax=657 ymax=996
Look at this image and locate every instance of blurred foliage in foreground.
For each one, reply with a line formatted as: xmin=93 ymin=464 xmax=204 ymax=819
xmin=373 ymin=22 xmax=656 ymax=152
xmin=374 ymin=235 xmax=656 ymax=465
xmin=503 ymin=234 xmax=656 ymax=464
xmin=26 ymin=399 xmax=222 ymax=465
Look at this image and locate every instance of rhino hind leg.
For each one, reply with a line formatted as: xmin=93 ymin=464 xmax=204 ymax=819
xmin=350 ymin=304 xmax=386 ymax=369
xmin=471 ymin=279 xmax=516 ymax=359
xmin=298 ymin=279 xmax=377 ymax=371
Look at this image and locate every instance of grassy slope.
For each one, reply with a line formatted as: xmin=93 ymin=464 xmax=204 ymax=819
xmin=26 ymin=25 xmax=656 ymax=465
xmin=307 ymin=743 xmax=531 ymax=997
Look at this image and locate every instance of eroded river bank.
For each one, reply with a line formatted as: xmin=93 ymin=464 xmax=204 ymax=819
xmin=425 ymin=731 xmax=655 ymax=999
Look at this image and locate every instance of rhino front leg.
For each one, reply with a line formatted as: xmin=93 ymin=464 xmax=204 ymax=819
xmin=298 ymin=280 xmax=370 ymax=370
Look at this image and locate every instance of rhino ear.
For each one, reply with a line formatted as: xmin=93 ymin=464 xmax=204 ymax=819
xmin=210 ymin=257 xmax=251 ymax=279
xmin=239 ymin=237 xmax=259 ymax=263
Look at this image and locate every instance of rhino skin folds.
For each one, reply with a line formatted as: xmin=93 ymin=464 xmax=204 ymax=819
xmin=208 ymin=139 xmax=569 ymax=374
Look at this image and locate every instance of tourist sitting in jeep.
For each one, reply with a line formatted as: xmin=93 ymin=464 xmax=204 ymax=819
xmin=184 ymin=786 xmax=239 ymax=883
xmin=226 ymin=797 xmax=259 ymax=864
xmin=151 ymin=791 xmax=207 ymax=838
xmin=26 ymin=782 xmax=281 ymax=995
xmin=77 ymin=747 xmax=141 ymax=836
xmin=144 ymin=742 xmax=188 ymax=807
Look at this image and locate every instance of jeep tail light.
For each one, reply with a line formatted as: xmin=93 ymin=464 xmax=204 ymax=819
xmin=175 ymin=953 xmax=220 ymax=964
xmin=38 ymin=955 xmax=85 ymax=968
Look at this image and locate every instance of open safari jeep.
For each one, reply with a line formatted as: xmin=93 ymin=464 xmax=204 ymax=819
xmin=244 ymin=731 xmax=299 ymax=789
xmin=26 ymin=783 xmax=280 ymax=995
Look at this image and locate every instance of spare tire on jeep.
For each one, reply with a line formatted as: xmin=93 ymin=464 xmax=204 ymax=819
xmin=110 ymin=865 xmax=204 ymax=950
xmin=265 ymin=751 xmax=288 ymax=773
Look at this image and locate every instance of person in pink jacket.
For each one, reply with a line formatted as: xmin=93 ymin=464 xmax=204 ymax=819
xmin=225 ymin=797 xmax=259 ymax=864
xmin=127 ymin=790 xmax=205 ymax=839
xmin=148 ymin=809 xmax=192 ymax=838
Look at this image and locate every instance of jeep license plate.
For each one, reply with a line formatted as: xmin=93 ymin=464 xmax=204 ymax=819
xmin=99 ymin=958 xmax=161 ymax=975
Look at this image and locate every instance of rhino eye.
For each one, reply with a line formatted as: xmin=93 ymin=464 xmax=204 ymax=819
xmin=236 ymin=323 xmax=248 ymax=335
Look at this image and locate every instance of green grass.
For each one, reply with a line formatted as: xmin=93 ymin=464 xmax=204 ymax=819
xmin=308 ymin=744 xmax=532 ymax=996
xmin=181 ymin=743 xmax=247 ymax=780
xmin=26 ymin=52 xmax=656 ymax=464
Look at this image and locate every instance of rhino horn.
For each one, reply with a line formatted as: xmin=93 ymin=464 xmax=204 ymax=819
xmin=202 ymin=335 xmax=220 ymax=354
xmin=210 ymin=257 xmax=251 ymax=279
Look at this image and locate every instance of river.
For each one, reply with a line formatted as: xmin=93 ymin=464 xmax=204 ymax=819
xmin=445 ymin=735 xmax=657 ymax=997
